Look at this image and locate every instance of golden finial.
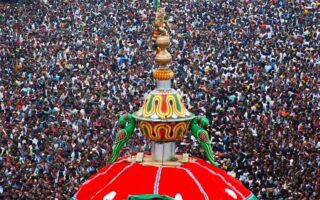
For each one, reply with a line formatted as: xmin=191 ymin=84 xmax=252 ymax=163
xmin=152 ymin=7 xmax=174 ymax=81
xmin=155 ymin=35 xmax=171 ymax=65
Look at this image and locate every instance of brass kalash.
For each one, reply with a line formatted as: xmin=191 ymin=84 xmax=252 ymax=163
xmin=109 ymin=7 xmax=218 ymax=167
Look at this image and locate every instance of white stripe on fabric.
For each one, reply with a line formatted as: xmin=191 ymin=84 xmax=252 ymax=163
xmin=194 ymin=162 xmax=245 ymax=199
xmin=91 ymin=162 xmax=135 ymax=200
xmin=154 ymin=166 xmax=162 ymax=194
xmin=177 ymin=167 xmax=209 ymax=200
xmin=76 ymin=159 xmax=126 ymax=197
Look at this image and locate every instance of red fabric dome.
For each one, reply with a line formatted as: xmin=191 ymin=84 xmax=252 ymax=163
xmin=75 ymin=157 xmax=256 ymax=200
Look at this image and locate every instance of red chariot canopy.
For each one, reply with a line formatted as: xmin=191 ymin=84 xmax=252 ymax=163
xmin=75 ymin=157 xmax=256 ymax=200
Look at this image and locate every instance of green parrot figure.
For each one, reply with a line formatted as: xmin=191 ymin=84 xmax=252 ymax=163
xmin=190 ymin=115 xmax=219 ymax=166
xmin=109 ymin=113 xmax=136 ymax=163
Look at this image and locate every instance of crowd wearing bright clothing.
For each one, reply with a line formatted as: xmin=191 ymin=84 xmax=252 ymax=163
xmin=0 ymin=0 xmax=319 ymax=199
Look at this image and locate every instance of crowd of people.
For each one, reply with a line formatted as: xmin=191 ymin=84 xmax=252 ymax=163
xmin=0 ymin=0 xmax=319 ymax=199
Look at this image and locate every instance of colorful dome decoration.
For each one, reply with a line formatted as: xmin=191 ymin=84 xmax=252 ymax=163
xmin=133 ymin=89 xmax=194 ymax=142
xmin=138 ymin=121 xmax=190 ymax=142
xmin=75 ymin=3 xmax=257 ymax=200
xmin=134 ymin=90 xmax=193 ymax=120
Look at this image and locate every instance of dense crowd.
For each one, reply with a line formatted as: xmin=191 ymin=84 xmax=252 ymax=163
xmin=0 ymin=0 xmax=319 ymax=199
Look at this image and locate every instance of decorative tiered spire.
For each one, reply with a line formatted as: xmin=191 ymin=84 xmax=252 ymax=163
xmin=152 ymin=8 xmax=174 ymax=84
xmin=110 ymin=2 xmax=218 ymax=167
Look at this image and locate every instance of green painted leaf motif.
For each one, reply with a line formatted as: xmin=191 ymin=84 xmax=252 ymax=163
xmin=144 ymin=127 xmax=148 ymax=135
xmin=178 ymin=127 xmax=183 ymax=136
xmin=174 ymin=94 xmax=181 ymax=111
xmin=147 ymin=94 xmax=155 ymax=112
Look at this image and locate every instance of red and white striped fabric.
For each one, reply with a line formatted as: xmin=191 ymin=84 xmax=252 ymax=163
xmin=76 ymin=157 xmax=256 ymax=200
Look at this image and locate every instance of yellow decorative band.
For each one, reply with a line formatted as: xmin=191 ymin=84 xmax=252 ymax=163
xmin=141 ymin=93 xmax=187 ymax=119
xmin=153 ymin=68 xmax=174 ymax=80
xmin=137 ymin=121 xmax=191 ymax=142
